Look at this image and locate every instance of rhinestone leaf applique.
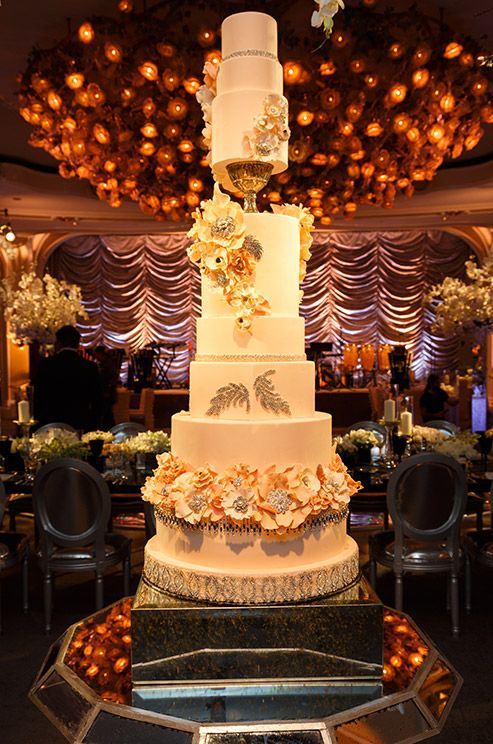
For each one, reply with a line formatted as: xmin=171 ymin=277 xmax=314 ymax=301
xmin=206 ymin=382 xmax=251 ymax=416
xmin=243 ymin=234 xmax=263 ymax=260
xmin=253 ymin=369 xmax=291 ymax=416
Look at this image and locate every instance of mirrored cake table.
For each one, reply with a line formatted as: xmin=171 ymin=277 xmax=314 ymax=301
xmin=30 ymin=577 xmax=462 ymax=744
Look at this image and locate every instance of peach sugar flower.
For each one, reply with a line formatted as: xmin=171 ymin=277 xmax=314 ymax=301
xmin=316 ymin=454 xmax=361 ymax=509
xmin=254 ymin=465 xmax=315 ymax=532
xmin=173 ymin=466 xmax=219 ymax=525
xmin=220 ymin=464 xmax=259 ymax=522
xmin=141 ymin=453 xmax=188 ymax=508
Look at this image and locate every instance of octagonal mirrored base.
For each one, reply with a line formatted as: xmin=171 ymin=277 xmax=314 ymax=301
xmin=30 ymin=596 xmax=462 ymax=744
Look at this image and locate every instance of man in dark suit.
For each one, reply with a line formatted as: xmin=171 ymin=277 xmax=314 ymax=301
xmin=33 ymin=325 xmax=103 ymax=432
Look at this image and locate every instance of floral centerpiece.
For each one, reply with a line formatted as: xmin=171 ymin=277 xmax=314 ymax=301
xmin=434 ymin=432 xmax=480 ymax=463
xmin=410 ymin=426 xmax=448 ymax=449
xmin=141 ymin=450 xmax=360 ymax=535
xmin=81 ymin=430 xmax=114 ymax=444
xmin=427 ymin=257 xmax=493 ymax=337
xmin=120 ymin=430 xmax=171 ymax=456
xmin=15 ymin=430 xmax=89 ymax=462
xmin=334 ymin=429 xmax=379 ymax=467
xmin=0 ymin=271 xmax=88 ymax=346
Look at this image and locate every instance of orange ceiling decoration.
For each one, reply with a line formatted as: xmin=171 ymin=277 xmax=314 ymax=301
xmin=17 ymin=0 xmax=493 ymax=223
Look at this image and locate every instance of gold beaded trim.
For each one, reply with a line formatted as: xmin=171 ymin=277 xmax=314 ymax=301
xmin=142 ymin=544 xmax=360 ymax=604
xmin=195 ymin=354 xmax=307 ymax=362
xmin=154 ymin=504 xmax=349 ymax=535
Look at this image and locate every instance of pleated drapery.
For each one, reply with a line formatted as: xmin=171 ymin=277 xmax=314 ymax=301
xmin=49 ymin=230 xmax=470 ymax=382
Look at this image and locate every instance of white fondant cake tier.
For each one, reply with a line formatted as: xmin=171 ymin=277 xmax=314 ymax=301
xmin=143 ymin=534 xmax=360 ymax=603
xmin=221 ymin=11 xmax=277 ymax=59
xmin=201 ymin=213 xmax=301 ymax=318
xmin=153 ymin=516 xmax=352 ymax=573
xmin=211 ymin=12 xmax=288 ymax=190
xmin=189 ymin=360 xmax=315 ymax=419
xmin=171 ymin=411 xmax=332 ymax=471
xmin=196 ymin=316 xmax=306 ymax=357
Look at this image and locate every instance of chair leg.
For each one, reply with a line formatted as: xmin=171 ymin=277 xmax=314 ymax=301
xmin=22 ymin=554 xmax=29 ymax=613
xmin=465 ymin=554 xmax=471 ymax=614
xmin=451 ymin=573 xmax=460 ymax=637
xmin=44 ymin=572 xmax=53 ymax=634
xmin=96 ymin=573 xmax=104 ymax=609
xmin=369 ymin=556 xmax=377 ymax=588
xmin=0 ymin=578 xmax=3 ymax=635
xmin=123 ymin=554 xmax=131 ymax=596
xmin=395 ymin=573 xmax=403 ymax=611
xmin=446 ymin=578 xmax=451 ymax=612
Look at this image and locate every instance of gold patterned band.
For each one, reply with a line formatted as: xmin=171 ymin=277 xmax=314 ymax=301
xmin=142 ymin=543 xmax=360 ymax=604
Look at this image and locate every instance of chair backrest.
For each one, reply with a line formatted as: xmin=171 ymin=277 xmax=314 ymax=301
xmin=33 ymin=458 xmax=111 ymax=555
xmin=0 ymin=479 xmax=6 ymax=526
xmin=423 ymin=420 xmax=459 ymax=437
xmin=110 ymin=421 xmax=147 ymax=442
xmin=386 ymin=453 xmax=467 ymax=556
xmin=35 ymin=422 xmax=78 ymax=435
xmin=347 ymin=420 xmax=386 ymax=446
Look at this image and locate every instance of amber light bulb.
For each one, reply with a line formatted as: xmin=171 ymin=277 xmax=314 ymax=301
xmin=184 ymin=77 xmax=200 ymax=95
xmin=393 ymin=114 xmax=411 ymax=134
xmin=66 ymin=72 xmax=85 ymax=90
xmin=283 ymin=61 xmax=302 ymax=85
xmin=388 ymin=43 xmax=404 ymax=59
xmin=105 ymin=43 xmax=123 ymax=63
xmin=141 ymin=123 xmax=158 ymax=138
xmin=297 ymin=110 xmax=314 ymax=126
xmin=78 ymin=22 xmax=95 ymax=44
xmin=167 ymin=98 xmax=188 ymax=120
xmin=388 ymin=83 xmax=407 ymax=104
xmin=197 ymin=28 xmax=215 ymax=46
xmin=364 ymin=74 xmax=379 ymax=89
xmin=412 ymin=68 xmax=429 ymax=88
xmin=366 ymin=121 xmax=383 ymax=137
xmin=47 ymin=90 xmax=62 ymax=110
xmin=440 ymin=94 xmax=455 ymax=113
xmin=444 ymin=41 xmax=463 ymax=59
xmin=139 ymin=61 xmax=158 ymax=81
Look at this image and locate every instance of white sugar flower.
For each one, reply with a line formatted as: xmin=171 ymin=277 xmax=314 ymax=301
xmin=311 ymin=0 xmax=345 ymax=32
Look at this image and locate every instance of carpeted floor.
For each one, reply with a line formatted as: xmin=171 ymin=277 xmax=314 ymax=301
xmin=1 ymin=514 xmax=492 ymax=743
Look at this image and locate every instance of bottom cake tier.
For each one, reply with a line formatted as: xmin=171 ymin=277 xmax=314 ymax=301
xmin=142 ymin=515 xmax=360 ymax=604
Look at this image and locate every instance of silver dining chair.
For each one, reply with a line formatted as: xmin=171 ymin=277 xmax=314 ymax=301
xmin=369 ymin=452 xmax=468 ymax=636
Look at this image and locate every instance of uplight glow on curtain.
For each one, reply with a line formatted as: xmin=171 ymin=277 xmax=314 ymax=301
xmin=49 ymin=230 xmax=470 ymax=382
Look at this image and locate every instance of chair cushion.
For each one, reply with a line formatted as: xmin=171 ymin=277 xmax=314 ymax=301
xmin=384 ymin=539 xmax=453 ymax=564
xmin=48 ymin=544 xmax=117 ymax=561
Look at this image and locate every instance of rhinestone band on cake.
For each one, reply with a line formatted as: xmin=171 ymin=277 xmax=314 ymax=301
xmin=143 ymin=543 xmax=360 ymax=604
xmin=222 ymin=49 xmax=277 ymax=63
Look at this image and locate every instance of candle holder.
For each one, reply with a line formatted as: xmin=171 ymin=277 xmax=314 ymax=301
xmin=382 ymin=420 xmax=398 ymax=469
xmin=14 ymin=419 xmax=38 ymax=481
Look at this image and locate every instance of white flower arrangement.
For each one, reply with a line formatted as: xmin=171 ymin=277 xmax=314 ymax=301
xmin=196 ymin=59 xmax=219 ymax=162
xmin=411 ymin=426 xmax=448 ymax=447
xmin=335 ymin=429 xmax=379 ymax=452
xmin=0 ymin=271 xmax=88 ymax=346
xmin=120 ymin=430 xmax=171 ymax=455
xmin=311 ymin=0 xmax=345 ymax=38
xmin=434 ymin=432 xmax=480 ymax=462
xmin=81 ymin=430 xmax=114 ymax=443
xmin=427 ymin=256 xmax=493 ymax=336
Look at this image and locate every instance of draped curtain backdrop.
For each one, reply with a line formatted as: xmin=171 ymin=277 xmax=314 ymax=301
xmin=49 ymin=230 xmax=470 ymax=383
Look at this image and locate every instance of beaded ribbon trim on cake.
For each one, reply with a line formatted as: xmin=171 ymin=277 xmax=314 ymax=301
xmin=195 ymin=354 xmax=307 ymax=362
xmin=155 ymin=504 xmax=349 ymax=535
xmin=142 ymin=544 xmax=360 ymax=604
xmin=222 ymin=49 xmax=277 ymax=63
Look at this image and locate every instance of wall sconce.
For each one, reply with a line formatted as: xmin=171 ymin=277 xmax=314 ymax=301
xmin=1 ymin=210 xmax=16 ymax=243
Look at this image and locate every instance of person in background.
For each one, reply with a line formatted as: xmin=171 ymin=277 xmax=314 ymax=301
xmin=419 ymin=373 xmax=449 ymax=423
xmin=93 ymin=345 xmax=119 ymax=429
xmin=33 ymin=325 xmax=103 ymax=432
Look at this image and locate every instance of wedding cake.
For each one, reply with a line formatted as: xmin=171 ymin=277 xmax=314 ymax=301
xmin=141 ymin=11 xmax=360 ymax=604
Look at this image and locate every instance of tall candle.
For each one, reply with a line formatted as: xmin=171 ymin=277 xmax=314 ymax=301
xmin=18 ymin=400 xmax=30 ymax=423
xmin=384 ymin=398 xmax=396 ymax=423
xmin=401 ymin=411 xmax=413 ymax=436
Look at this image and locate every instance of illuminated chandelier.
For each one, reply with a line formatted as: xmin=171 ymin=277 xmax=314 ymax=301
xmin=17 ymin=0 xmax=493 ymax=223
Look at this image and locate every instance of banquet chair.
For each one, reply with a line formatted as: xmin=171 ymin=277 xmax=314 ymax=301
xmin=368 ymin=452 xmax=467 ymax=636
xmin=110 ymin=421 xmax=147 ymax=442
xmin=0 ymin=480 xmax=29 ymax=632
xmin=347 ymin=420 xmax=386 ymax=446
xmin=33 ymin=458 xmax=131 ymax=633
xmin=35 ymin=422 xmax=78 ymax=435
xmin=464 ymin=480 xmax=493 ymax=613
xmin=423 ymin=420 xmax=459 ymax=437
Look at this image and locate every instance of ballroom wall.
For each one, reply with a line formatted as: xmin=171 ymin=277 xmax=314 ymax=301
xmin=48 ymin=229 xmax=471 ymax=382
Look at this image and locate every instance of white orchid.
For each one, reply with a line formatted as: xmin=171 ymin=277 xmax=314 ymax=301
xmin=311 ymin=0 xmax=345 ymax=35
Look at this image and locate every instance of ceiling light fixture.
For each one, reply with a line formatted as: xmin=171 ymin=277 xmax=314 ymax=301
xmin=16 ymin=0 xmax=493 ymax=224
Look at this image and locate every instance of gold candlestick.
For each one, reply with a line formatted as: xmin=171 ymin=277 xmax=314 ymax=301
xmin=226 ymin=161 xmax=274 ymax=212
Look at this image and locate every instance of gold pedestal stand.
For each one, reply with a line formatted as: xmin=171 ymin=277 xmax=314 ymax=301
xmin=226 ymin=161 xmax=273 ymax=212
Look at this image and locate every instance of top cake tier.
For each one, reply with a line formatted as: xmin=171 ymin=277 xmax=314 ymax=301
xmin=211 ymin=12 xmax=289 ymax=191
xmin=221 ymin=11 xmax=277 ymax=59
